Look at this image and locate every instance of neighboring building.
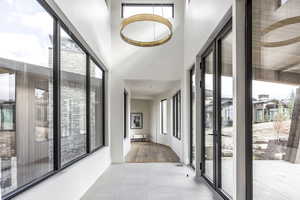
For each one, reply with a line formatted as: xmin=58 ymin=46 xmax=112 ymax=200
xmin=253 ymin=94 xmax=292 ymax=123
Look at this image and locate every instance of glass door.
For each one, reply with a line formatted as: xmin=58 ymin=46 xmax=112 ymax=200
xmin=200 ymin=23 xmax=233 ymax=200
xmin=202 ymin=49 xmax=215 ymax=183
xmin=190 ymin=66 xmax=196 ymax=168
xmin=218 ymin=30 xmax=233 ymax=198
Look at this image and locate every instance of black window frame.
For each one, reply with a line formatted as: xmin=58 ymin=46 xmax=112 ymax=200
xmin=88 ymin=56 xmax=106 ymax=151
xmin=121 ymin=3 xmax=175 ymax=18
xmin=190 ymin=65 xmax=196 ymax=169
xmin=124 ymin=89 xmax=128 ymax=138
xmin=172 ymin=90 xmax=181 ymax=140
xmin=160 ymin=99 xmax=168 ymax=135
xmin=0 ymin=103 xmax=16 ymax=131
xmin=2 ymin=0 xmax=107 ymax=199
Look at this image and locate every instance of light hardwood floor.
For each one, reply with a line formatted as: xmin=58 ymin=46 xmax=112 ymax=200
xmin=125 ymin=142 xmax=180 ymax=163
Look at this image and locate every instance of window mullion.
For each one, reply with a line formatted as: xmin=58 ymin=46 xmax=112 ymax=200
xmin=86 ymin=55 xmax=91 ymax=153
xmin=53 ymin=19 xmax=61 ymax=171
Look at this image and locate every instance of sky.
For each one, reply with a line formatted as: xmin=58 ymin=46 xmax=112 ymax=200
xmin=0 ymin=0 xmax=53 ymax=67
xmin=206 ymin=74 xmax=298 ymax=100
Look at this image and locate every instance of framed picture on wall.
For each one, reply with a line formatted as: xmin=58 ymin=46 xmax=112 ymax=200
xmin=130 ymin=112 xmax=143 ymax=129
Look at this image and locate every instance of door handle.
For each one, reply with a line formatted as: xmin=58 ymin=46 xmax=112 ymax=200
xmin=208 ymin=134 xmax=217 ymax=136
xmin=221 ymin=134 xmax=231 ymax=137
xmin=208 ymin=134 xmax=231 ymax=137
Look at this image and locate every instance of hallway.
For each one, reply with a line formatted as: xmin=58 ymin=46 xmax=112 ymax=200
xmin=81 ymin=163 xmax=222 ymax=200
xmin=125 ymin=142 xmax=180 ymax=163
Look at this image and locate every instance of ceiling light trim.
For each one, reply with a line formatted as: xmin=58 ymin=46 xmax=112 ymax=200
xmin=261 ymin=16 xmax=300 ymax=47
xmin=120 ymin=14 xmax=173 ymax=47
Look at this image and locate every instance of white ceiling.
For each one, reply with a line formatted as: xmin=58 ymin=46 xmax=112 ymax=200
xmin=110 ymin=0 xmax=184 ymax=81
xmin=52 ymin=0 xmax=233 ymax=98
xmin=125 ymin=79 xmax=180 ymax=99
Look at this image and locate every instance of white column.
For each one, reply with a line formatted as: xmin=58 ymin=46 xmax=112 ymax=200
xmin=233 ymin=0 xmax=247 ymax=200
xmin=109 ymin=71 xmax=125 ymax=163
xmin=195 ymin=56 xmax=202 ymax=177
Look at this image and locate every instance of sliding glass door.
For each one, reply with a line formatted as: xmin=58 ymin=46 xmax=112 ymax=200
xmin=200 ymin=21 xmax=233 ymax=199
xmin=203 ymin=49 xmax=215 ymax=182
xmin=219 ymin=31 xmax=233 ymax=198
xmin=190 ymin=66 xmax=196 ymax=168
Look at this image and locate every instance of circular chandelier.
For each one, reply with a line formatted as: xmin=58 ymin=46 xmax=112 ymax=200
xmin=261 ymin=16 xmax=300 ymax=47
xmin=120 ymin=14 xmax=173 ymax=47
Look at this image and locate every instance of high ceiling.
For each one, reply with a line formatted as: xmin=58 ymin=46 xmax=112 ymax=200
xmin=52 ymin=0 xmax=233 ymax=98
xmin=125 ymin=79 xmax=180 ymax=99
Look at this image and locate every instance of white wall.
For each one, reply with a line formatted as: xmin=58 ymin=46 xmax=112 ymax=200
xmin=184 ymin=0 xmax=232 ymax=69
xmin=53 ymin=0 xmax=111 ymax=67
xmin=109 ymin=72 xmax=126 ymax=163
xmin=14 ymin=148 xmax=111 ymax=200
xmin=130 ymin=99 xmax=152 ymax=137
xmin=110 ymin=0 xmax=184 ymax=81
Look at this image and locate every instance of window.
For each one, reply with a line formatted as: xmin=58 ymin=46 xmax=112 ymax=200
xmin=278 ymin=0 xmax=289 ymax=8
xmin=172 ymin=91 xmax=181 ymax=140
xmin=0 ymin=0 xmax=54 ymax=196
xmin=220 ymin=31 xmax=233 ymax=197
xmin=60 ymin=28 xmax=87 ymax=166
xmin=190 ymin=67 xmax=196 ymax=168
xmin=160 ymin=99 xmax=168 ymax=135
xmin=90 ymin=59 xmax=105 ymax=150
xmin=251 ymin=0 xmax=300 ymax=200
xmin=0 ymin=0 xmax=106 ymax=198
xmin=122 ymin=3 xmax=174 ymax=19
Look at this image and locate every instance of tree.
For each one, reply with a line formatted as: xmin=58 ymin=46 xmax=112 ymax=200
xmin=273 ymin=104 xmax=286 ymax=142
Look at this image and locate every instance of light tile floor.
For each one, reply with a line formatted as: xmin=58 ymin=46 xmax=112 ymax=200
xmin=81 ymin=163 xmax=222 ymax=200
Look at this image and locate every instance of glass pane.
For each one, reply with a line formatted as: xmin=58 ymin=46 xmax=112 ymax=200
xmin=0 ymin=0 xmax=53 ymax=195
xmin=252 ymin=0 xmax=300 ymax=199
xmin=204 ymin=52 xmax=214 ymax=181
xmin=161 ymin=100 xmax=168 ymax=134
xmin=191 ymin=69 xmax=196 ymax=168
xmin=90 ymin=59 xmax=104 ymax=151
xmin=177 ymin=91 xmax=181 ymax=139
xmin=220 ymin=31 xmax=233 ymax=197
xmin=60 ymin=28 xmax=87 ymax=166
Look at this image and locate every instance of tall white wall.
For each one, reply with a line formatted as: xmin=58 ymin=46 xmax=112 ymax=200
xmin=183 ymin=0 xmax=233 ymax=170
xmin=130 ymin=99 xmax=152 ymax=137
xmin=184 ymin=0 xmax=232 ymax=69
xmin=53 ymin=0 xmax=111 ymax=66
xmin=110 ymin=0 xmax=184 ymax=81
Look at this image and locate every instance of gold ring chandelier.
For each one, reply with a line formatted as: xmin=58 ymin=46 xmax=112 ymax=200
xmin=261 ymin=16 xmax=300 ymax=47
xmin=120 ymin=14 xmax=173 ymax=47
